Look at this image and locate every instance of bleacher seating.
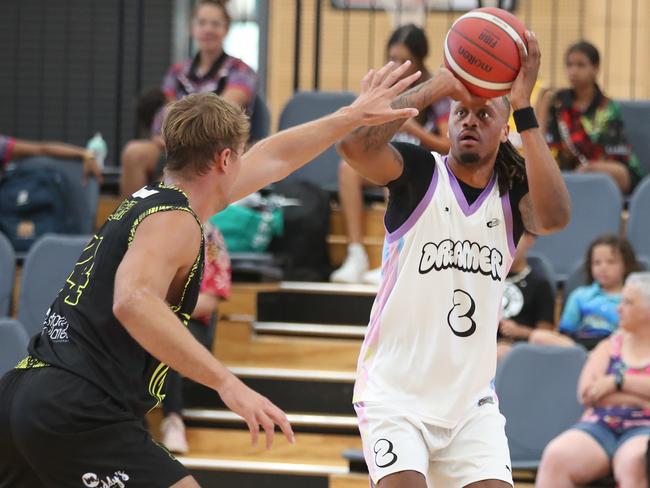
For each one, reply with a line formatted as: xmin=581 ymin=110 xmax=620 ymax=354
xmin=18 ymin=234 xmax=89 ymax=337
xmin=495 ymin=343 xmax=587 ymax=470
xmin=0 ymin=232 xmax=15 ymax=317
xmin=278 ymin=91 xmax=356 ymax=192
xmin=532 ymin=173 xmax=623 ymax=281
xmin=627 ymin=176 xmax=650 ymax=258
xmin=618 ymin=100 xmax=650 ymax=175
xmin=0 ymin=318 xmax=29 ymax=375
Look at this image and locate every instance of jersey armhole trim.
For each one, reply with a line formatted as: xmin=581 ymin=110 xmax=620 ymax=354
xmin=500 ymin=190 xmax=517 ymax=256
xmin=385 ymin=163 xmax=438 ymax=243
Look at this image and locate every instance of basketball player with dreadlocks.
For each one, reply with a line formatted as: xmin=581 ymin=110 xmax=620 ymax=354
xmin=339 ymin=32 xmax=570 ymax=488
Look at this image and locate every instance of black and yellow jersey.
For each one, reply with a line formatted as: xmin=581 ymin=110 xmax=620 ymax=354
xmin=18 ymin=183 xmax=204 ymax=417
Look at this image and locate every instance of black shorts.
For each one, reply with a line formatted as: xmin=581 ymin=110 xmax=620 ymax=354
xmin=0 ymin=367 xmax=189 ymax=488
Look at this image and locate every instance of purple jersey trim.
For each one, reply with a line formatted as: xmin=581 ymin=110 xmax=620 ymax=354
xmin=444 ymin=156 xmax=497 ymax=217
xmin=501 ymin=190 xmax=517 ymax=256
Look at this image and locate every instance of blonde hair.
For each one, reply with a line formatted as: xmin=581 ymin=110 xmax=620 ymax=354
xmin=162 ymin=92 xmax=249 ymax=176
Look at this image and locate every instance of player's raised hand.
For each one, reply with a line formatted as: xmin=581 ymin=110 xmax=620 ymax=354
xmin=348 ymin=60 xmax=421 ymax=127
xmin=217 ymin=373 xmax=295 ymax=448
xmin=433 ymin=66 xmax=476 ymax=105
xmin=510 ymin=30 xmax=541 ymax=109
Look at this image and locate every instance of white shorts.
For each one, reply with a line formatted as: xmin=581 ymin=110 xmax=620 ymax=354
xmin=354 ymin=400 xmax=513 ymax=487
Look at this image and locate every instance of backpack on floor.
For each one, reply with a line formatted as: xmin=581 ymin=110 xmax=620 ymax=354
xmin=0 ymin=165 xmax=69 ymax=252
xmin=268 ymin=180 xmax=332 ymax=281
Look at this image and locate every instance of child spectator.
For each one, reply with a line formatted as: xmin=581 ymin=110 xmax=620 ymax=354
xmin=531 ymin=234 xmax=639 ymax=350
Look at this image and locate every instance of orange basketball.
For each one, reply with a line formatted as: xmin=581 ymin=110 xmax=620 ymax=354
xmin=444 ymin=7 xmax=528 ymax=98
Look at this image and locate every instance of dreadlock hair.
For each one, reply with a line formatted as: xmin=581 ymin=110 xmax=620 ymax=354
xmin=494 ymin=96 xmax=527 ymax=195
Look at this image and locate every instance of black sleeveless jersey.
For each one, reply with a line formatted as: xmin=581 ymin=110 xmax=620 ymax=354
xmin=20 ymin=183 xmax=204 ymax=417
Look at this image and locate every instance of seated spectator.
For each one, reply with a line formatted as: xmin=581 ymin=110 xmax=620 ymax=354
xmin=331 ymin=24 xmax=451 ymax=285
xmin=497 ymin=232 xmax=555 ymax=362
xmin=159 ymin=220 xmax=231 ymax=453
xmin=531 ymin=234 xmax=639 ymax=350
xmin=538 ymin=41 xmax=644 ymax=194
xmin=536 ymin=272 xmax=650 ymax=488
xmin=120 ymin=0 xmax=256 ymax=198
xmin=0 ymin=134 xmax=102 ymax=183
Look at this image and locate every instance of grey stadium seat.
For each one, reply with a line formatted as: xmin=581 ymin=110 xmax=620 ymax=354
xmin=527 ymin=251 xmax=558 ymax=295
xmin=627 ymin=176 xmax=650 ymax=258
xmin=18 ymin=234 xmax=90 ymax=338
xmin=249 ymin=93 xmax=271 ymax=142
xmin=0 ymin=318 xmax=29 ymax=375
xmin=495 ymin=343 xmax=587 ymax=470
xmin=0 ymin=232 xmax=16 ymax=316
xmin=278 ymin=91 xmax=356 ymax=192
xmin=618 ymin=100 xmax=650 ymax=176
xmin=531 ymin=173 xmax=623 ymax=281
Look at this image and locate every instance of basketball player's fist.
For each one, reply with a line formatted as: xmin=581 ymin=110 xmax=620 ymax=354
xmin=350 ymin=61 xmax=421 ymax=126
xmin=510 ymin=30 xmax=541 ymax=110
xmin=434 ymin=67 xmax=474 ymax=104
xmin=217 ymin=373 xmax=295 ymax=448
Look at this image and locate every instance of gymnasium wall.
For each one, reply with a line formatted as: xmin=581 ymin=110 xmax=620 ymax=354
xmin=266 ymin=0 xmax=650 ymax=129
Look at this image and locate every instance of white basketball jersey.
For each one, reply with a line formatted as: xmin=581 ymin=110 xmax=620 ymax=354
xmin=354 ymin=153 xmax=516 ymax=428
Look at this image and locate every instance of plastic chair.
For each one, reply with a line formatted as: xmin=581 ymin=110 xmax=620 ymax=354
xmin=0 ymin=232 xmax=15 ymax=316
xmin=495 ymin=343 xmax=587 ymax=470
xmin=527 ymin=251 xmax=558 ymax=296
xmin=531 ymin=173 xmax=623 ymax=281
xmin=278 ymin=91 xmax=357 ymax=192
xmin=0 ymin=319 xmax=30 ymax=375
xmin=618 ymin=100 xmax=650 ymax=176
xmin=627 ymin=176 xmax=650 ymax=259
xmin=18 ymin=234 xmax=90 ymax=337
xmin=249 ymin=93 xmax=271 ymax=142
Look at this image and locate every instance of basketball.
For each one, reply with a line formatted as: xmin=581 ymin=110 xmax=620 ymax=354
xmin=444 ymin=7 xmax=528 ymax=98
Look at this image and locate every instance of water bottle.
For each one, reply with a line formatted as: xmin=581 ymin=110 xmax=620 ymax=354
xmin=86 ymin=132 xmax=107 ymax=169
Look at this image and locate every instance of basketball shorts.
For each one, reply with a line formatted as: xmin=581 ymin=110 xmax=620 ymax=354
xmin=354 ymin=400 xmax=513 ymax=487
xmin=0 ymin=367 xmax=189 ymax=488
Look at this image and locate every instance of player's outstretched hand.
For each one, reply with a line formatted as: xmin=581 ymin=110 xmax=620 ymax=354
xmin=348 ymin=61 xmax=421 ymax=127
xmin=510 ymin=30 xmax=541 ymax=109
xmin=217 ymin=373 xmax=295 ymax=448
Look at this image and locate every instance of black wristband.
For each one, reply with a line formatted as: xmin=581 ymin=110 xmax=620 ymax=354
xmin=513 ymin=106 xmax=539 ymax=133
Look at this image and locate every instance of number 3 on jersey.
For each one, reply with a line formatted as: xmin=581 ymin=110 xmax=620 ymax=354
xmin=64 ymin=235 xmax=103 ymax=306
xmin=447 ymin=289 xmax=477 ymax=337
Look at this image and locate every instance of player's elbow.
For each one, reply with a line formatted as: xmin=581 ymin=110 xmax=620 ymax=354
xmin=113 ymin=289 xmax=145 ymax=328
xmin=336 ymin=136 xmax=363 ymax=162
xmin=537 ymin=207 xmax=570 ymax=234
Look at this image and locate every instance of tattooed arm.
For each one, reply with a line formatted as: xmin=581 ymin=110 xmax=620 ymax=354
xmin=336 ymin=67 xmax=472 ymax=186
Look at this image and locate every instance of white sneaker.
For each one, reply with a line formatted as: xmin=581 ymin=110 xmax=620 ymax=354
xmin=331 ymin=244 xmax=369 ymax=283
xmin=160 ymin=413 xmax=189 ymax=454
xmin=362 ymin=267 xmax=382 ymax=285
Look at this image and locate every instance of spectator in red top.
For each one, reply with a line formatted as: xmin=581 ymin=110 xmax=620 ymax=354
xmin=120 ymin=0 xmax=257 ymax=198
xmin=159 ymin=220 xmax=232 ymax=454
xmin=0 ymin=134 xmax=102 ymax=183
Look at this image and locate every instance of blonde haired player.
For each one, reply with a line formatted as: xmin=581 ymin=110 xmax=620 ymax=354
xmin=338 ymin=32 xmax=570 ymax=487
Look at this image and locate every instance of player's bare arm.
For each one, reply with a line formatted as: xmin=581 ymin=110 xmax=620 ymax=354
xmin=113 ymin=210 xmax=293 ymax=447
xmin=229 ymin=60 xmax=420 ymax=202
xmin=512 ymin=31 xmax=571 ymax=235
xmin=337 ymin=67 xmax=473 ymax=186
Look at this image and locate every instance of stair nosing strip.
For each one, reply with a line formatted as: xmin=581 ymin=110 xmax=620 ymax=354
xmin=177 ymin=457 xmax=349 ymax=476
xmin=228 ymin=366 xmax=356 ymax=383
xmin=254 ymin=322 xmax=365 ymax=337
xmin=183 ymin=409 xmax=358 ymax=428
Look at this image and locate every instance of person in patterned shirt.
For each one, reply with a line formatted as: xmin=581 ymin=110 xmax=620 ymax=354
xmin=160 ymin=221 xmax=231 ymax=453
xmin=538 ymin=41 xmax=644 ymax=194
xmin=120 ymin=0 xmax=257 ymax=197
